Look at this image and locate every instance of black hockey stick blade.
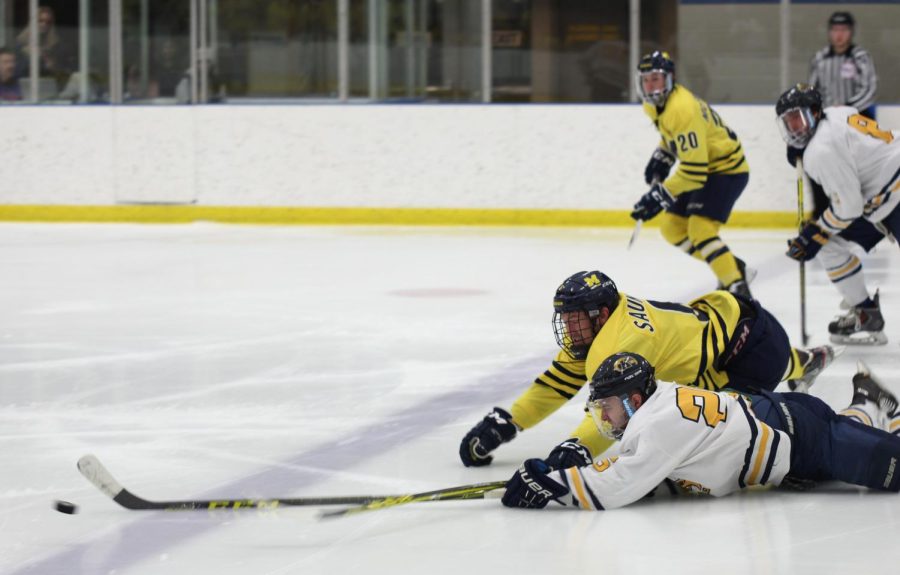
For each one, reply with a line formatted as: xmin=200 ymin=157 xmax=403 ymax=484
xmin=77 ymin=454 xmax=434 ymax=511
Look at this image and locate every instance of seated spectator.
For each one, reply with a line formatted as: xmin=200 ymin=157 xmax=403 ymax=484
xmin=16 ymin=6 xmax=73 ymax=89
xmin=0 ymin=48 xmax=22 ymax=101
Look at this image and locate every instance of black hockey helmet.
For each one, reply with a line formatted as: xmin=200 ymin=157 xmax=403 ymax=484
xmin=636 ymin=50 xmax=675 ymax=107
xmin=775 ymin=84 xmax=823 ymax=149
xmin=552 ymin=271 xmax=620 ymax=359
xmin=828 ymin=11 xmax=855 ymax=29
xmin=587 ymin=352 xmax=658 ymax=440
xmin=589 ymin=352 xmax=658 ymax=403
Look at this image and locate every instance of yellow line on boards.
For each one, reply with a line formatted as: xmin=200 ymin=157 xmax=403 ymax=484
xmin=0 ymin=205 xmax=799 ymax=228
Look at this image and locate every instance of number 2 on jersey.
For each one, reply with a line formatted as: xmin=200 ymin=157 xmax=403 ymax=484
xmin=676 ymin=387 xmax=727 ymax=428
xmin=848 ymin=114 xmax=894 ymax=144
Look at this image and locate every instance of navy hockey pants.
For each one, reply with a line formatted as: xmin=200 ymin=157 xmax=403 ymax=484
xmin=750 ymin=391 xmax=900 ymax=492
xmin=668 ymin=172 xmax=748 ymax=223
xmin=880 ymin=200 xmax=900 ymax=242
xmin=717 ymin=298 xmax=792 ymax=394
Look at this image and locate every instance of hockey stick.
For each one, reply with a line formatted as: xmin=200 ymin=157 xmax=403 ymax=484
xmin=627 ymin=219 xmax=643 ymax=250
xmin=320 ymin=480 xmax=507 ymax=519
xmin=796 ymin=159 xmax=810 ymax=346
xmin=77 ymin=454 xmax=505 ymax=511
xmin=628 ymin=177 xmax=660 ymax=250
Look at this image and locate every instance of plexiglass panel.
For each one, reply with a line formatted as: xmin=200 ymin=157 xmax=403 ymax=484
xmin=2 ymin=1 xmax=109 ymax=104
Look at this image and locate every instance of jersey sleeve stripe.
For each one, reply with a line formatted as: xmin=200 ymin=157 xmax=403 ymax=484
xmin=711 ymin=154 xmax=746 ymax=174
xmin=534 ymin=380 xmax=575 ymax=399
xmin=542 ymin=371 xmax=584 ymax=392
xmin=551 ymin=361 xmax=585 ymax=381
xmin=747 ymin=423 xmax=771 ymax=485
xmin=679 ymin=160 xmax=708 ymax=167
xmin=679 ymin=167 xmax=709 ymax=176
xmin=821 ymin=209 xmax=853 ymax=232
xmin=566 ymin=468 xmax=594 ymax=510
xmin=706 ymin=302 xmax=731 ymax=351
xmin=677 ymin=171 xmax=708 ymax=183
xmin=737 ymin=398 xmax=759 ymax=489
xmin=709 ymin=322 xmax=721 ymax=370
xmin=711 ymin=144 xmax=743 ymax=165
xmin=759 ymin=429 xmax=780 ymax=485
xmin=695 ymin=324 xmax=710 ymax=384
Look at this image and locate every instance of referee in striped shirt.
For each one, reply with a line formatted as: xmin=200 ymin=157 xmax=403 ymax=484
xmin=809 ymin=11 xmax=877 ymax=120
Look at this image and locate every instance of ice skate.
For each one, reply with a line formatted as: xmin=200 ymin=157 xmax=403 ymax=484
xmin=788 ymin=345 xmax=843 ymax=393
xmin=726 ymin=279 xmax=753 ymax=301
xmin=717 ymin=257 xmax=757 ymax=292
xmin=828 ymin=291 xmax=887 ymax=346
xmin=852 ymin=360 xmax=898 ymax=415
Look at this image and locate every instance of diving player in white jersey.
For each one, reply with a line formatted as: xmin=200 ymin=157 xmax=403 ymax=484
xmin=776 ymin=84 xmax=900 ymax=345
xmin=501 ymin=352 xmax=900 ymax=510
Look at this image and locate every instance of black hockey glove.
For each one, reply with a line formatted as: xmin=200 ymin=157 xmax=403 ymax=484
xmin=786 ymin=221 xmax=830 ymax=262
xmin=459 ymin=407 xmax=518 ymax=467
xmin=644 ymin=147 xmax=676 ymax=185
xmin=630 ymin=182 xmax=675 ymax=222
xmin=779 ymin=475 xmax=817 ymax=491
xmin=545 ymin=438 xmax=593 ymax=470
xmin=501 ymin=458 xmax=569 ymax=509
xmin=785 ymin=145 xmax=804 ymax=168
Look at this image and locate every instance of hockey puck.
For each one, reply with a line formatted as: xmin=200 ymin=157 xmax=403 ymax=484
xmin=54 ymin=500 xmax=78 ymax=515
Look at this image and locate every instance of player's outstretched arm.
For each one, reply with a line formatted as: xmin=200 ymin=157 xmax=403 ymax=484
xmin=459 ymin=407 xmax=519 ymax=467
xmin=501 ymin=459 xmax=570 ymax=509
xmin=545 ymin=438 xmax=593 ymax=470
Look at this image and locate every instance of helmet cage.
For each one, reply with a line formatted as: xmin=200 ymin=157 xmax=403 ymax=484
xmin=551 ymin=271 xmax=619 ymax=360
xmin=636 ymin=69 xmax=674 ymax=107
xmin=553 ymin=308 xmax=601 ymax=360
xmin=777 ymin=106 xmax=818 ymax=149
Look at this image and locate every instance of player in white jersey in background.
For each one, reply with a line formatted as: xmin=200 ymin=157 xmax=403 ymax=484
xmin=776 ymin=84 xmax=899 ymax=345
xmin=501 ymin=352 xmax=900 ymax=510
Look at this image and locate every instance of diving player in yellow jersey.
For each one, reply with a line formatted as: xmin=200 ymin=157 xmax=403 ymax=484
xmin=459 ymin=271 xmax=838 ymax=470
xmin=631 ymin=51 xmax=754 ymax=299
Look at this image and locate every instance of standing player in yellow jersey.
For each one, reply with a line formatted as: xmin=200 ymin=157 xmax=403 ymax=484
xmin=631 ymin=51 xmax=753 ymax=299
xmin=459 ymin=271 xmax=837 ymax=470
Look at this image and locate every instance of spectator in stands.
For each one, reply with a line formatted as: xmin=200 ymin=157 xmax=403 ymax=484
xmin=154 ymin=38 xmax=188 ymax=99
xmin=15 ymin=6 xmax=73 ymax=89
xmin=0 ymin=48 xmax=22 ymax=101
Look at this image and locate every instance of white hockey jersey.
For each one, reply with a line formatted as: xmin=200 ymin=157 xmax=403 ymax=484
xmin=547 ymin=382 xmax=791 ymax=510
xmin=803 ymin=106 xmax=900 ymax=233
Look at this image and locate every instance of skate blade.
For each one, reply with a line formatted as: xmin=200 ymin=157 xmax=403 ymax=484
xmin=829 ymin=332 xmax=888 ymax=346
xmin=787 ymin=380 xmax=810 ymax=394
xmin=745 ymin=266 xmax=758 ymax=286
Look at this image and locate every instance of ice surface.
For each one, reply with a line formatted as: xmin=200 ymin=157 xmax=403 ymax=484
xmin=1 ymin=223 xmax=898 ymax=574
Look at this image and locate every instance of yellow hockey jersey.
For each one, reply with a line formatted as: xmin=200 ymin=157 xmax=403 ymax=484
xmin=642 ymin=85 xmax=749 ymax=195
xmin=510 ymin=290 xmax=742 ymax=455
